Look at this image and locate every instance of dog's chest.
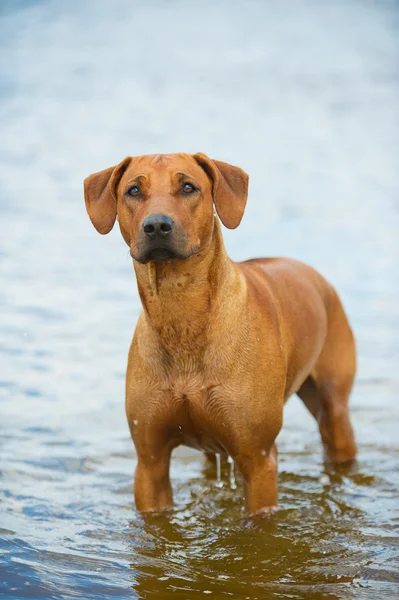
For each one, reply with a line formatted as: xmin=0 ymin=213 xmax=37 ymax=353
xmin=169 ymin=371 xmax=205 ymax=401
xmin=166 ymin=372 xmax=235 ymax=453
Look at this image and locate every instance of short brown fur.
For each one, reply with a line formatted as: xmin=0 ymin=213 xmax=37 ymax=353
xmin=84 ymin=152 xmax=357 ymax=514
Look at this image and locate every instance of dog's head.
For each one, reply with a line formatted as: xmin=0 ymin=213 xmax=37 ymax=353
xmin=84 ymin=153 xmax=248 ymax=264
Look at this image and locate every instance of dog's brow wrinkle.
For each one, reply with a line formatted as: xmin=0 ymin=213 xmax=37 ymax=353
xmin=128 ymin=174 xmax=146 ymax=183
xmin=150 ymin=154 xmax=173 ymax=166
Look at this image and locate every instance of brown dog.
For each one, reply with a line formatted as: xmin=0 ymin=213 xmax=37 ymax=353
xmin=84 ymin=153 xmax=357 ymax=514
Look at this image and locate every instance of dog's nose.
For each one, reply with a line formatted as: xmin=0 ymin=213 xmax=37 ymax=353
xmin=142 ymin=215 xmax=174 ymax=239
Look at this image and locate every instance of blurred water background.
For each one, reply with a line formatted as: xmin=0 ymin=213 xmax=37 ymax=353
xmin=0 ymin=0 xmax=398 ymax=598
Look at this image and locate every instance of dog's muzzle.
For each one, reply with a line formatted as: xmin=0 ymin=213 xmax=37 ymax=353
xmin=133 ymin=214 xmax=189 ymax=263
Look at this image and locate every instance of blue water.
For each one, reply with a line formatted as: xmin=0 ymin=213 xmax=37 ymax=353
xmin=1 ymin=1 xmax=398 ymax=598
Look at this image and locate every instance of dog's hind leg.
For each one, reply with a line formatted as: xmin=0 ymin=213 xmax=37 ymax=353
xmin=297 ymin=290 xmax=357 ymax=464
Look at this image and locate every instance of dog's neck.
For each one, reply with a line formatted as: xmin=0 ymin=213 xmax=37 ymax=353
xmin=133 ymin=218 xmax=238 ymax=350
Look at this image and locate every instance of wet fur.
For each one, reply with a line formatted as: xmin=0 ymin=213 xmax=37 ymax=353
xmin=84 ymin=152 xmax=357 ymax=514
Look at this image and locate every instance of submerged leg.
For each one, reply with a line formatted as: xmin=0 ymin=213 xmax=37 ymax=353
xmin=298 ymin=376 xmax=356 ymax=463
xmin=134 ymin=449 xmax=173 ymax=512
xmin=236 ymin=444 xmax=278 ymax=514
xmin=297 ymin=290 xmax=357 ymax=464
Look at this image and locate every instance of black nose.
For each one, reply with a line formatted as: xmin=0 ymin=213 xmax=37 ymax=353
xmin=142 ymin=215 xmax=174 ymax=239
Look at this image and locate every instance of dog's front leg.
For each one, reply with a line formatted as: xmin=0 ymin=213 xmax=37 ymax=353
xmin=236 ymin=443 xmax=278 ymax=515
xmin=134 ymin=448 xmax=173 ymax=513
xmin=126 ymin=381 xmax=175 ymax=513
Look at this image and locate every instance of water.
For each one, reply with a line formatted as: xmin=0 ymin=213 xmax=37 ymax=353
xmin=227 ymin=456 xmax=237 ymax=491
xmin=215 ymin=454 xmax=223 ymax=489
xmin=1 ymin=0 xmax=398 ymax=598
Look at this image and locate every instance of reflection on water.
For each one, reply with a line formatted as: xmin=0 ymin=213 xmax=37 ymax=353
xmin=0 ymin=0 xmax=398 ymax=598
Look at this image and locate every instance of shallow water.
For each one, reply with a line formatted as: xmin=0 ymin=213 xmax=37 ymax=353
xmin=1 ymin=0 xmax=398 ymax=598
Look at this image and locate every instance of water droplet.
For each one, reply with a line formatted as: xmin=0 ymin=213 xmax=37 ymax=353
xmin=319 ymin=474 xmax=330 ymax=486
xmin=133 ymin=419 xmax=138 ymax=426
xmin=261 ymin=449 xmax=267 ymax=456
xmin=227 ymin=456 xmax=236 ymax=489
xmin=215 ymin=453 xmax=223 ymax=488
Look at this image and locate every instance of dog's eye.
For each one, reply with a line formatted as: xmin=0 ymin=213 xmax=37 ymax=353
xmin=127 ymin=185 xmax=140 ymax=197
xmin=182 ymin=182 xmax=196 ymax=194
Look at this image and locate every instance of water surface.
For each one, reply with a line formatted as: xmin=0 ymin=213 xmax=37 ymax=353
xmin=1 ymin=1 xmax=398 ymax=598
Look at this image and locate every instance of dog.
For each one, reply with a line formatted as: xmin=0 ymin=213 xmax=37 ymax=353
xmin=84 ymin=152 xmax=357 ymax=514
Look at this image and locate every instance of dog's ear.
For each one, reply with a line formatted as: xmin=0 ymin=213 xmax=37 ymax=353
xmin=84 ymin=157 xmax=131 ymax=234
xmin=193 ymin=153 xmax=249 ymax=229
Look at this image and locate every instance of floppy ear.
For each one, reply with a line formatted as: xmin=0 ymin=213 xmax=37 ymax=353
xmin=193 ymin=152 xmax=249 ymax=229
xmin=84 ymin=157 xmax=131 ymax=234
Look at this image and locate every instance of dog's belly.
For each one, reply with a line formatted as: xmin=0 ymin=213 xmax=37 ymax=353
xmin=179 ymin=424 xmax=227 ymax=455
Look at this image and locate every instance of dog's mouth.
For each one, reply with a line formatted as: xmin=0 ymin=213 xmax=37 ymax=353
xmin=146 ymin=248 xmax=175 ymax=262
xmin=131 ymin=243 xmax=199 ymax=264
